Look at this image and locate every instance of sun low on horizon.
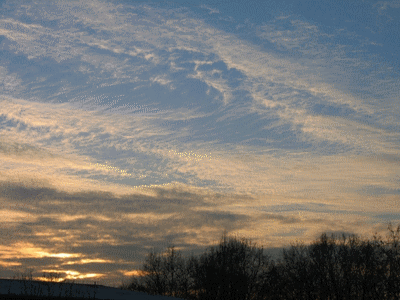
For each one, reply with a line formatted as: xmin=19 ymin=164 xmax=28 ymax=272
xmin=0 ymin=0 xmax=399 ymax=287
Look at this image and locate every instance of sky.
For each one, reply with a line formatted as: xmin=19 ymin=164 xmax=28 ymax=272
xmin=0 ymin=0 xmax=399 ymax=288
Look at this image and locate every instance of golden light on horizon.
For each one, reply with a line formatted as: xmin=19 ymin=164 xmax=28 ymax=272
xmin=47 ymin=253 xmax=80 ymax=258
xmin=64 ymin=271 xmax=101 ymax=280
xmin=63 ymin=258 xmax=114 ymax=265
xmin=2 ymin=243 xmax=81 ymax=260
xmin=0 ymin=261 xmax=21 ymax=267
xmin=123 ymin=270 xmax=149 ymax=277
xmin=35 ymin=276 xmax=65 ymax=283
xmin=37 ymin=270 xmax=103 ymax=282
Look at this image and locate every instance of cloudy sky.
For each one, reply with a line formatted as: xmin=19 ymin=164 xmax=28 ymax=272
xmin=0 ymin=0 xmax=399 ymax=287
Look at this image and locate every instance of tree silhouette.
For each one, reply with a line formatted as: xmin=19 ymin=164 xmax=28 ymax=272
xmin=126 ymin=245 xmax=191 ymax=298
xmin=123 ymin=222 xmax=400 ymax=300
xmin=189 ymin=230 xmax=272 ymax=300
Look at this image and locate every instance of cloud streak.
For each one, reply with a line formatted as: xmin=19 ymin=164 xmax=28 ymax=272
xmin=0 ymin=0 xmax=399 ymax=287
xmin=0 ymin=180 xmax=396 ymax=286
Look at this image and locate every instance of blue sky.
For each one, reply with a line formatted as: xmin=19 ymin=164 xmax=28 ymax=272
xmin=0 ymin=0 xmax=399 ymax=287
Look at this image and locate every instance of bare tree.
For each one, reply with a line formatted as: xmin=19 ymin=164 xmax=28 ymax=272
xmin=272 ymin=241 xmax=315 ymax=300
xmin=127 ymin=245 xmax=191 ymax=298
xmin=124 ymin=222 xmax=400 ymax=300
xmin=380 ymin=223 xmax=400 ymax=299
xmin=191 ymin=231 xmax=272 ymax=300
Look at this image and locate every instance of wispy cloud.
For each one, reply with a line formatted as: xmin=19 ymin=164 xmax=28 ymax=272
xmin=0 ymin=0 xmax=398 ymax=203
xmin=0 ymin=0 xmax=399 ymax=287
xmin=200 ymin=5 xmax=220 ymax=15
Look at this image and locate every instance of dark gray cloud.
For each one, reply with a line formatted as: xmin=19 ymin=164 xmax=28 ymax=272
xmin=261 ymin=213 xmax=301 ymax=224
xmin=0 ymin=181 xmax=255 ymax=285
xmin=359 ymin=185 xmax=400 ymax=196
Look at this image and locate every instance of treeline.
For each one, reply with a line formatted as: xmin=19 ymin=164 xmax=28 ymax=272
xmin=120 ymin=222 xmax=400 ymax=300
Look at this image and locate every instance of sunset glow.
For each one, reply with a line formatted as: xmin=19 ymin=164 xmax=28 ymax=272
xmin=0 ymin=0 xmax=399 ymax=287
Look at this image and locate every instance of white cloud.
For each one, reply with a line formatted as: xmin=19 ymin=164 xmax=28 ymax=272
xmin=200 ymin=5 xmax=220 ymax=14
xmin=0 ymin=67 xmax=22 ymax=92
xmin=188 ymin=70 xmax=233 ymax=105
xmin=0 ymin=28 xmax=34 ymax=41
xmin=375 ymin=0 xmax=400 ymax=11
xmin=150 ymin=74 xmax=174 ymax=89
